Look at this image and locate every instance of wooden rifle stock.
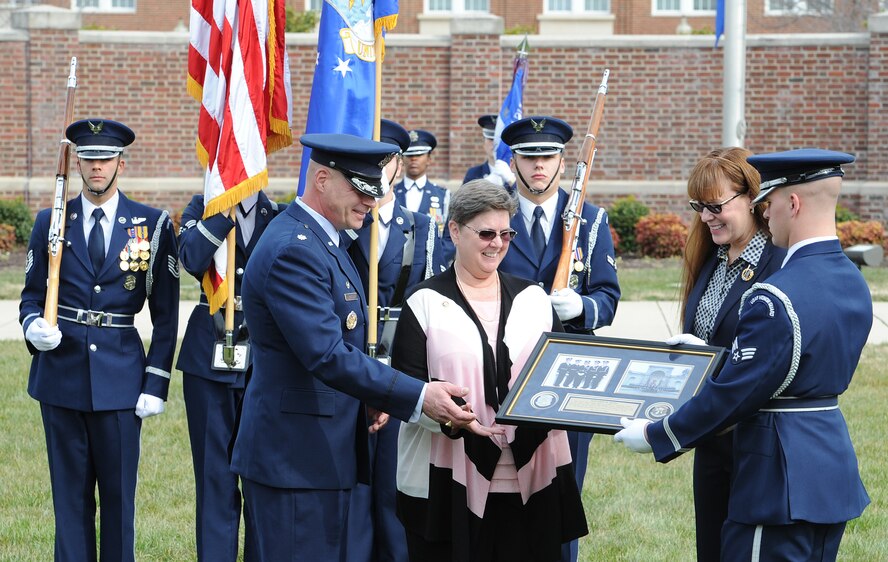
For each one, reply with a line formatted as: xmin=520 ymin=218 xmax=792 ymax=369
xmin=44 ymin=57 xmax=78 ymax=325
xmin=552 ymin=69 xmax=609 ymax=292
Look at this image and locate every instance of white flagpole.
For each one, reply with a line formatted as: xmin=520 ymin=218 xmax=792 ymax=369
xmin=722 ymin=0 xmax=748 ymax=147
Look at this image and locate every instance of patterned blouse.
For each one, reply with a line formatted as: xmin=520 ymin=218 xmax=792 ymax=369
xmin=693 ymin=230 xmax=768 ymax=342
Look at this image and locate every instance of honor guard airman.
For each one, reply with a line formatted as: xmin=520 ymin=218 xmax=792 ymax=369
xmin=463 ymin=114 xmax=516 ymax=190
xmin=230 ymin=133 xmax=476 ymax=561
xmin=20 ymin=118 xmax=179 ymax=562
xmin=393 ymin=129 xmax=450 ymax=237
xmin=342 ymin=119 xmax=446 ymax=562
xmin=497 ymin=115 xmax=621 ymax=562
xmin=616 ymin=149 xmax=870 ymax=562
xmin=177 ymin=184 xmax=286 ymax=559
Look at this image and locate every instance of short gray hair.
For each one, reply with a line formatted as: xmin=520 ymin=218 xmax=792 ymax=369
xmin=447 ymin=180 xmax=518 ymax=226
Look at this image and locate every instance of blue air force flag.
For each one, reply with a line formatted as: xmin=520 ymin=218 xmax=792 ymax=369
xmin=493 ymin=40 xmax=528 ymax=166
xmin=299 ymin=0 xmax=398 ymax=195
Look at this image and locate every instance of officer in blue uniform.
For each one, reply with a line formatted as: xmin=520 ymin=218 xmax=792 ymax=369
xmin=343 ymin=119 xmax=446 ymax=562
xmin=177 ymin=187 xmax=286 ymax=560
xmin=462 ymin=114 xmax=515 ymax=190
xmin=616 ymin=149 xmax=871 ymax=562
xmin=230 ymin=133 xmax=477 ymax=561
xmin=498 ymin=115 xmax=621 ymax=562
xmin=393 ymin=129 xmax=450 ymax=237
xmin=20 ymin=119 xmax=179 ymax=562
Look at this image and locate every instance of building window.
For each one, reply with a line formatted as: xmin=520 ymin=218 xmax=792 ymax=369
xmin=426 ymin=0 xmax=489 ymax=12
xmin=73 ymin=0 xmax=135 ymax=11
xmin=765 ymin=0 xmax=834 ymax=15
xmin=652 ymin=0 xmax=715 ymax=14
xmin=546 ymin=0 xmax=610 ymax=12
xmin=304 ymin=0 xmax=322 ymax=11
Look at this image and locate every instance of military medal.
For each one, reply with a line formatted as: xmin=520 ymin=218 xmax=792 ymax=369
xmin=139 ymin=250 xmax=150 ymax=261
xmin=345 ymin=311 xmax=358 ymax=330
xmin=138 ymin=239 xmax=150 ymax=251
xmin=741 ymin=265 xmax=754 ymax=282
xmin=573 ymin=261 xmax=584 ymax=273
xmin=139 ymin=261 xmax=149 ymax=271
xmin=119 ymin=249 xmax=129 ymax=261
xmin=130 ymin=260 xmax=140 ymax=272
xmin=569 ymin=274 xmax=580 ymax=289
xmin=124 ymin=274 xmax=136 ymax=290
xmin=119 ymin=260 xmax=130 ymax=271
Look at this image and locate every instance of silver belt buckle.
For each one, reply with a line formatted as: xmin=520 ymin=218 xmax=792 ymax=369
xmin=81 ymin=310 xmax=105 ymax=326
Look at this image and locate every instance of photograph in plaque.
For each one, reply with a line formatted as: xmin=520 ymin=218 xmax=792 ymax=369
xmin=496 ymin=334 xmax=727 ymax=434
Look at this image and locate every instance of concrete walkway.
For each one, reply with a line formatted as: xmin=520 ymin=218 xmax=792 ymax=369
xmin=4 ymin=299 xmax=888 ymax=345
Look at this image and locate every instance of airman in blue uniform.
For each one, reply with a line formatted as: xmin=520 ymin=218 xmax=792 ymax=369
xmin=230 ymin=133 xmax=477 ymax=561
xmin=497 ymin=115 xmax=621 ymax=562
xmin=343 ymin=119 xmax=446 ymax=562
xmin=20 ymin=119 xmax=179 ymax=562
xmin=177 ymin=189 xmax=286 ymax=560
xmin=393 ymin=129 xmax=450 ymax=237
xmin=463 ymin=114 xmax=515 ymax=189
xmin=616 ymin=149 xmax=870 ymax=562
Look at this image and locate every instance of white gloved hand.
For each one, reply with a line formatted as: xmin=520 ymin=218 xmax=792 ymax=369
xmin=549 ymin=288 xmax=584 ymax=321
xmin=25 ymin=317 xmax=62 ymax=351
xmin=613 ymin=417 xmax=653 ymax=453
xmin=665 ymin=333 xmax=706 ymax=346
xmin=491 ymin=159 xmax=516 ymax=185
xmin=135 ymin=393 xmax=165 ymax=419
xmin=483 ymin=172 xmax=506 ymax=187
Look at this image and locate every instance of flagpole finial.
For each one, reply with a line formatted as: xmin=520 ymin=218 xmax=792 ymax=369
xmin=518 ymin=36 xmax=529 ymax=57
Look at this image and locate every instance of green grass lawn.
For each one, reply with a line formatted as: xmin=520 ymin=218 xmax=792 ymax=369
xmin=1 ymin=342 xmax=886 ymax=560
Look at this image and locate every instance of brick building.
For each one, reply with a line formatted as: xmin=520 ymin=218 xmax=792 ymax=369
xmin=15 ymin=0 xmax=884 ymax=35
xmin=2 ymin=7 xmax=887 ymax=226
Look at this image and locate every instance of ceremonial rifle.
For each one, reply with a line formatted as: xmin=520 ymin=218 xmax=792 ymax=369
xmin=44 ymin=57 xmax=78 ymax=325
xmin=552 ymin=69 xmax=609 ymax=292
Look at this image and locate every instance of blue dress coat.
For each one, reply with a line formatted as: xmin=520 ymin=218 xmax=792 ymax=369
xmin=463 ymin=162 xmax=490 ymax=184
xmin=499 ymin=189 xmax=620 ymax=333
xmin=648 ymin=240 xmax=870 ymax=532
xmin=21 ymin=192 xmax=179 ymax=408
xmin=230 ymin=202 xmax=425 ymax=491
xmin=682 ymin=240 xmax=785 ymax=562
xmin=393 ymin=179 xmax=450 ymax=237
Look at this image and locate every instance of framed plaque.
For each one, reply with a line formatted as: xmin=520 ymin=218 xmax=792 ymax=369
xmin=496 ymin=333 xmax=727 ymax=434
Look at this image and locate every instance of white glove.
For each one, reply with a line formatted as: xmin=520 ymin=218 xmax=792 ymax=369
xmin=549 ymin=288 xmax=584 ymax=321
xmin=665 ymin=333 xmax=706 ymax=346
xmin=135 ymin=393 xmax=165 ymax=419
xmin=613 ymin=417 xmax=652 ymax=453
xmin=491 ymin=159 xmax=516 ymax=185
xmin=25 ymin=317 xmax=62 ymax=351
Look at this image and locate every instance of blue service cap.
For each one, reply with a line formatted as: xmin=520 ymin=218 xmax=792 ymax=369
xmin=66 ymin=119 xmax=135 ymax=160
xmin=478 ymin=114 xmax=497 ymax=139
xmin=301 ymin=133 xmax=399 ymax=198
xmin=380 ymin=119 xmax=410 ymax=153
xmin=501 ymin=116 xmax=573 ymax=156
xmin=748 ymin=148 xmax=855 ymax=204
xmin=403 ymin=129 xmax=437 ymax=157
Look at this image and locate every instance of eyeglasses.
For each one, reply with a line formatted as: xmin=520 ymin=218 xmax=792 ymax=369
xmin=689 ymin=191 xmax=747 ymax=214
xmin=461 ymin=223 xmax=517 ymax=242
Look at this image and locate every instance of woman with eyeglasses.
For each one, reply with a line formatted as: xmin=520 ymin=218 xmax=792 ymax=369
xmin=390 ymin=179 xmax=587 ymax=562
xmin=670 ymin=147 xmax=786 ymax=562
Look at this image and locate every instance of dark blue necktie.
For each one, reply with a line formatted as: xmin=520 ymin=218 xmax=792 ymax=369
xmin=88 ymin=207 xmax=106 ymax=274
xmin=531 ymin=206 xmax=546 ymax=263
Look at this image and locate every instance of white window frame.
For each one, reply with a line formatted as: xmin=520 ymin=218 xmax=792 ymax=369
xmin=544 ymin=0 xmax=611 ymax=14
xmin=651 ymin=0 xmax=716 ymax=16
xmin=424 ymin=0 xmax=490 ymax=14
xmin=304 ymin=0 xmax=322 ymax=11
xmin=72 ymin=0 xmax=136 ymax=13
xmin=764 ymin=0 xmax=834 ymax=15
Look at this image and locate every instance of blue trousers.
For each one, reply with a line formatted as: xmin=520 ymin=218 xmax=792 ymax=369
xmin=183 ymin=373 xmax=251 ymax=561
xmin=722 ymin=520 xmax=846 ymax=562
xmin=40 ymin=403 xmax=141 ymax=562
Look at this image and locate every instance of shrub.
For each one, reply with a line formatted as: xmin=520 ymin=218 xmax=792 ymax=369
xmin=0 ymin=198 xmax=34 ymax=244
xmin=835 ymin=204 xmax=859 ymax=223
xmin=0 ymin=224 xmax=15 ymax=252
xmin=635 ymin=213 xmax=688 ymax=258
xmin=609 ymin=225 xmax=620 ymax=253
xmin=609 ymin=196 xmax=649 ymax=255
xmin=286 ymin=8 xmax=318 ymax=32
xmin=836 ymin=220 xmax=884 ymax=248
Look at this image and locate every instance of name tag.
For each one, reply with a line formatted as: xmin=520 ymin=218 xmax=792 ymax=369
xmin=212 ymin=342 xmax=250 ymax=372
xmin=344 ymin=292 xmax=359 ymax=302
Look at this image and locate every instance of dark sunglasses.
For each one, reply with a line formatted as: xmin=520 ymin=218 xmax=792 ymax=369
xmin=689 ymin=191 xmax=747 ymax=214
xmin=462 ymin=223 xmax=517 ymax=242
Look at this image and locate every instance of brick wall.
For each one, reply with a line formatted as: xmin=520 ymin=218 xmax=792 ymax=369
xmin=4 ymin=9 xmax=887 ymax=223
